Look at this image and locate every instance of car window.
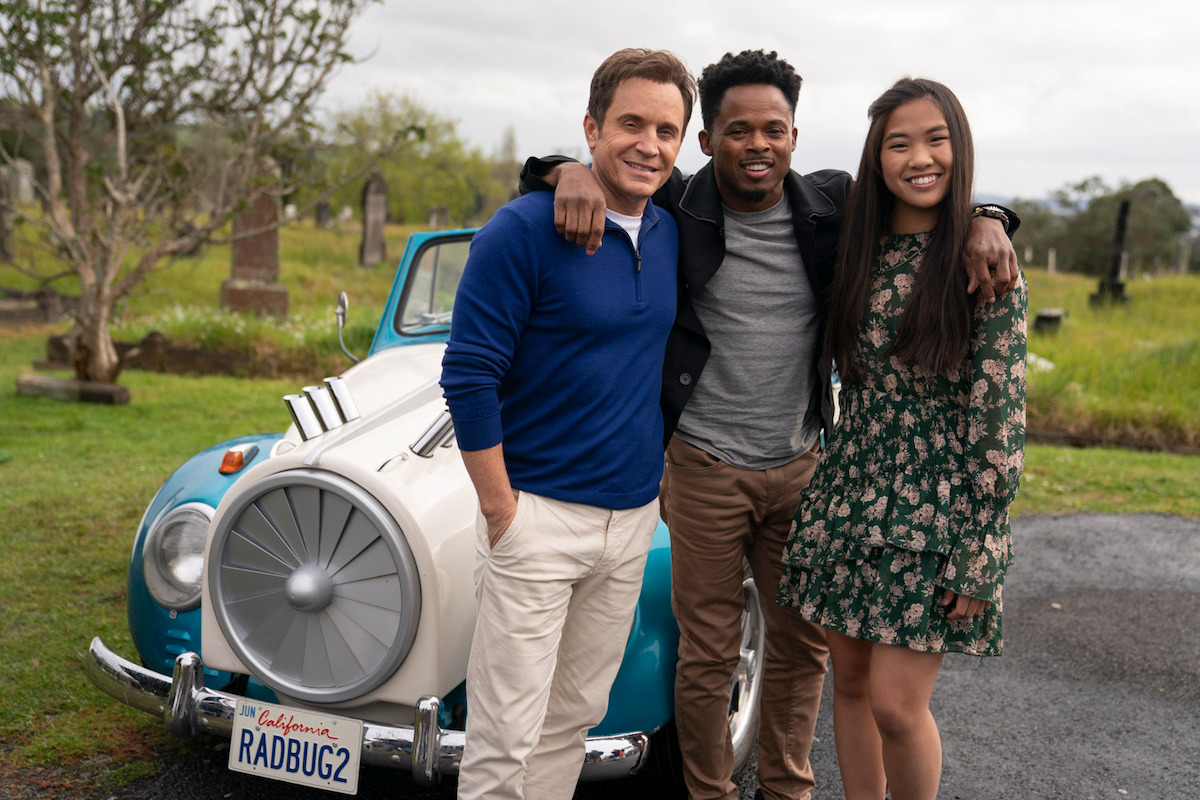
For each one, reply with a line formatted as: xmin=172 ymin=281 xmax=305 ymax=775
xmin=396 ymin=237 xmax=472 ymax=334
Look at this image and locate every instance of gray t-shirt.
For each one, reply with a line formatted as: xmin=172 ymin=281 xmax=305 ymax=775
xmin=674 ymin=193 xmax=822 ymax=469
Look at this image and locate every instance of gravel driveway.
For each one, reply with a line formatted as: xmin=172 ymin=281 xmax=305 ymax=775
xmin=101 ymin=513 xmax=1200 ymax=800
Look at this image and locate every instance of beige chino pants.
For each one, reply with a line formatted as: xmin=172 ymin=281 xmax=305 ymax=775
xmin=456 ymin=491 xmax=659 ymax=800
xmin=661 ymin=437 xmax=829 ymax=800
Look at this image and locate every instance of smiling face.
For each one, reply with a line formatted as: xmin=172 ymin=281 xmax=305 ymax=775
xmin=699 ymin=83 xmax=797 ymax=213
xmin=584 ymin=77 xmax=687 ymax=217
xmin=879 ymin=97 xmax=953 ymax=233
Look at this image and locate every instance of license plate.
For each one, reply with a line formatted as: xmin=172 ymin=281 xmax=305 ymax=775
xmin=230 ymin=698 xmax=363 ymax=794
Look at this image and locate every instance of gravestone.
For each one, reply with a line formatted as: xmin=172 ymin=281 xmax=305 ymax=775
xmin=283 ymin=203 xmax=298 ymax=222
xmin=316 ymin=201 xmax=332 ymax=228
xmin=3 ymin=158 xmax=35 ymax=205
xmin=0 ymin=170 xmax=10 ymax=262
xmin=359 ymin=172 xmax=387 ymax=266
xmin=1090 ymin=199 xmax=1130 ymax=305
xmin=220 ymin=188 xmax=288 ymax=317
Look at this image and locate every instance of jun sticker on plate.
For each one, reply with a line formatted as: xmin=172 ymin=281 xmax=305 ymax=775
xmin=230 ymin=698 xmax=364 ymax=794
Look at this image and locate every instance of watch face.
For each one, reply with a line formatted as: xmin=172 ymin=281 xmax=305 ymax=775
xmin=973 ymin=206 xmax=1009 ymax=230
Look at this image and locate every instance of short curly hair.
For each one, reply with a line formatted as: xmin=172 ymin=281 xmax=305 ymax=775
xmin=698 ymin=50 xmax=802 ymax=131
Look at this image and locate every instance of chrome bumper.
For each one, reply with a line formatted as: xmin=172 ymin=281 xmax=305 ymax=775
xmin=85 ymin=637 xmax=650 ymax=786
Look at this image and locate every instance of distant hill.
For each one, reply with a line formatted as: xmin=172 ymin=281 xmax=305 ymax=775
xmin=975 ymin=192 xmax=1020 ymax=207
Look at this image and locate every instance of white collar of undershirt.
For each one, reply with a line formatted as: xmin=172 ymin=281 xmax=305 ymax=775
xmin=606 ymin=208 xmax=642 ymax=244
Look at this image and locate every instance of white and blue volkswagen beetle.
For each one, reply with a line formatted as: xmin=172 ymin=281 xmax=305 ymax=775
xmin=86 ymin=230 xmax=763 ymax=795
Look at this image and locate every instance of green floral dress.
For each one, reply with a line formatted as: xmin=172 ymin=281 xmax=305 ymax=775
xmin=778 ymin=232 xmax=1027 ymax=656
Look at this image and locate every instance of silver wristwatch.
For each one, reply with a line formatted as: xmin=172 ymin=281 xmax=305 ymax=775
xmin=971 ymin=205 xmax=1010 ymax=232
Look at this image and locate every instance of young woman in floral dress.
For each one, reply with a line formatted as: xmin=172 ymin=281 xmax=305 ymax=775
xmin=777 ymin=78 xmax=1027 ymax=800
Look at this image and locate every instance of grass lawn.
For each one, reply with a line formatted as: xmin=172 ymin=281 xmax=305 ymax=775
xmin=1024 ymin=268 xmax=1200 ymax=449
xmin=0 ymin=235 xmax=1197 ymax=795
xmin=0 ymin=329 xmax=298 ymax=794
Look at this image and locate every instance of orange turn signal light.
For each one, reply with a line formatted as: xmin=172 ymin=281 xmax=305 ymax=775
xmin=219 ymin=451 xmax=245 ymax=474
xmin=219 ymin=443 xmax=259 ymax=475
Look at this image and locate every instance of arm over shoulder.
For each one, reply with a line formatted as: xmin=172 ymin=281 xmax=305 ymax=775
xmin=803 ymin=168 xmax=854 ymax=207
xmin=518 ymin=155 xmax=579 ymax=195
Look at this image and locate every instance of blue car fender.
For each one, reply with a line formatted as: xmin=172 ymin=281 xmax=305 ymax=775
xmin=127 ymin=433 xmax=283 ymax=685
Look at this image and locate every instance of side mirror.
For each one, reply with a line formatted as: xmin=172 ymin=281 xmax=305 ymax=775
xmin=335 ymin=291 xmax=360 ymax=365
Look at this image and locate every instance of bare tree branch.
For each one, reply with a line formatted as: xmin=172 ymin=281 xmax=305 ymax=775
xmin=0 ymin=0 xmax=376 ymax=383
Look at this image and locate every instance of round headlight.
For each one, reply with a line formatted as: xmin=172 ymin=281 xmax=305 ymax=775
xmin=143 ymin=503 xmax=212 ymax=611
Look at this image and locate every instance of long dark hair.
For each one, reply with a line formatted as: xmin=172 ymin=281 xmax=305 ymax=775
xmin=825 ymin=78 xmax=976 ymax=384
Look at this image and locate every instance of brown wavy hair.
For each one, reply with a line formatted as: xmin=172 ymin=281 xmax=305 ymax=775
xmin=587 ymin=49 xmax=696 ymax=136
xmin=825 ymin=77 xmax=976 ymax=384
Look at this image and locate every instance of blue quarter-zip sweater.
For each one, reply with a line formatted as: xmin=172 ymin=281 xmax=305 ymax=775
xmin=441 ymin=191 xmax=678 ymax=510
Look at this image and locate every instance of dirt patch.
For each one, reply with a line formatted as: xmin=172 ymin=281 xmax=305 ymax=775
xmin=0 ymin=726 xmax=182 ymax=800
xmin=40 ymin=333 xmax=279 ymax=379
xmin=1027 ymin=428 xmax=1200 ymax=456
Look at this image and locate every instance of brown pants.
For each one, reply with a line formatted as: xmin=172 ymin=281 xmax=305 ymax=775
xmin=661 ymin=437 xmax=829 ymax=800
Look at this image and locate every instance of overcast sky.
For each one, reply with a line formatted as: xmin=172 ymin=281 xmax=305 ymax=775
xmin=322 ymin=0 xmax=1200 ymax=206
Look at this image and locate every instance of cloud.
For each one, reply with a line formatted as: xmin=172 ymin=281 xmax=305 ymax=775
xmin=323 ymin=0 xmax=1200 ymax=204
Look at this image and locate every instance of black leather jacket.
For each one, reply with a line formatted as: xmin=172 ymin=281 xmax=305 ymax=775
xmin=520 ymin=156 xmax=852 ymax=447
xmin=653 ymin=162 xmax=852 ymax=445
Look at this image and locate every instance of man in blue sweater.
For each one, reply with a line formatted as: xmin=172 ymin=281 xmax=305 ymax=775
xmin=440 ymin=49 xmax=696 ymax=800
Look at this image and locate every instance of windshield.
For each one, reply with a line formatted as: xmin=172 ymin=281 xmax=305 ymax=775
xmin=395 ymin=235 xmax=473 ymax=334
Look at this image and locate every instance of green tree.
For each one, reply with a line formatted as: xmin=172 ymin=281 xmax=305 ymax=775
xmin=1054 ymin=177 xmax=1192 ymax=274
xmin=324 ymin=90 xmax=505 ymax=227
xmin=1006 ymin=197 xmax=1064 ymax=267
xmin=0 ymin=0 xmax=374 ymax=384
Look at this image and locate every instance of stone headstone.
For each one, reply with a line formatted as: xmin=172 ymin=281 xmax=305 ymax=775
xmin=283 ymin=203 xmax=298 ymax=222
xmin=359 ymin=172 xmax=387 ymax=266
xmin=0 ymin=170 xmax=10 ymax=262
xmin=1047 ymin=247 xmax=1057 ymax=273
xmin=316 ymin=201 xmax=332 ymax=228
xmin=338 ymin=205 xmax=354 ymax=225
xmin=220 ymin=188 xmax=288 ymax=317
xmin=4 ymin=158 xmax=35 ymax=205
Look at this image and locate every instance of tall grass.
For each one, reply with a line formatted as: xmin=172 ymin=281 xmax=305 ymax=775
xmin=114 ymin=219 xmax=410 ymax=319
xmin=1024 ymin=268 xmax=1200 ymax=449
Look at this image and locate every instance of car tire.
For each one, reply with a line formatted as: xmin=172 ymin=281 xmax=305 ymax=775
xmin=648 ymin=566 xmax=765 ymax=795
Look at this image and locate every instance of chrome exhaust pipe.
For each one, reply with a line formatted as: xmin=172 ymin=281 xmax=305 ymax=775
xmin=284 ymin=394 xmax=324 ymax=441
xmin=324 ymin=376 xmax=360 ymax=422
xmin=303 ymin=384 xmax=343 ymax=431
